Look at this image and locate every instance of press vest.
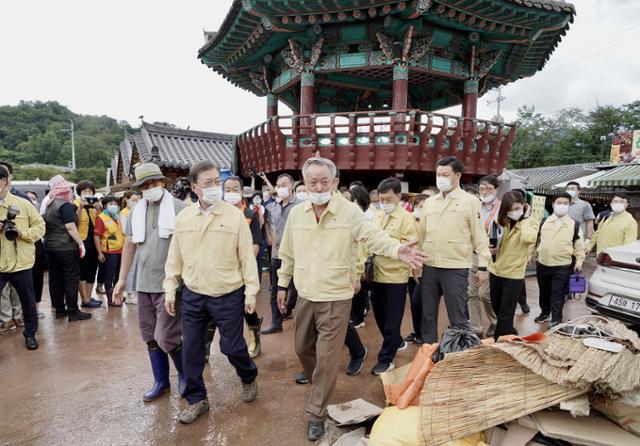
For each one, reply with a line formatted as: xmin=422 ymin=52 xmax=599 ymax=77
xmin=73 ymin=197 xmax=97 ymax=241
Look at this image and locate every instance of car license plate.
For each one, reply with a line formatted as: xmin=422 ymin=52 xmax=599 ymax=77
xmin=608 ymin=295 xmax=640 ymax=315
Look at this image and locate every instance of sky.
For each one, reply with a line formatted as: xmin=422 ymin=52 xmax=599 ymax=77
xmin=1 ymin=0 xmax=639 ymax=134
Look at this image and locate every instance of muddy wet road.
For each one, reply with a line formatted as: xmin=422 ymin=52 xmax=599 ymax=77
xmin=0 ymin=267 xmax=592 ymax=446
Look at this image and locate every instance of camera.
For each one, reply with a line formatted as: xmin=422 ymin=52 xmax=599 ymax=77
xmin=171 ymin=177 xmax=196 ymax=202
xmin=83 ymin=195 xmax=99 ymax=209
xmin=2 ymin=205 xmax=21 ymax=241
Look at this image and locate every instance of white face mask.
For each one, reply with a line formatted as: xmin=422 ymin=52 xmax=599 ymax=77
xmin=380 ymin=203 xmax=396 ymax=215
xmin=128 ymin=200 xmax=139 ymax=209
xmin=201 ymin=186 xmax=222 ymax=205
xmin=296 ymin=192 xmax=309 ymax=201
xmin=142 ymin=186 xmax=163 ymax=203
xmin=553 ymin=204 xmax=569 ymax=217
xmin=507 ymin=209 xmax=523 ymax=221
xmin=262 ymin=192 xmax=270 ymax=202
xmin=252 ymin=197 xmax=262 ymax=205
xmin=276 ymin=187 xmax=290 ymax=199
xmin=224 ymin=192 xmax=242 ymax=206
xmin=566 ymin=190 xmax=577 ymax=199
xmin=107 ymin=204 xmax=119 ymax=214
xmin=436 ymin=177 xmax=453 ymax=192
xmin=308 ymin=191 xmax=332 ymax=205
xmin=480 ymin=194 xmax=497 ymax=204
xmin=611 ymin=202 xmax=625 ymax=214
xmin=413 ymin=209 xmax=422 ymax=220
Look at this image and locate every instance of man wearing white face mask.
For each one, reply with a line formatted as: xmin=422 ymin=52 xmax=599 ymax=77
xmin=468 ymin=175 xmax=500 ymax=337
xmin=588 ymin=192 xmax=637 ymax=255
xmin=113 ymin=163 xmax=188 ymax=404
xmin=218 ymin=176 xmax=264 ymax=359
xmin=535 ymin=192 xmax=585 ymax=327
xmin=262 ymin=173 xmax=302 ymax=334
xmin=566 ymin=181 xmax=595 ymax=244
xmin=369 ymin=178 xmax=418 ymax=375
xmin=163 ymin=161 xmax=260 ymax=424
xmin=295 ymin=182 xmax=308 ymax=201
xmin=416 ymin=157 xmax=491 ymax=344
xmin=276 ymin=157 xmax=427 ymax=440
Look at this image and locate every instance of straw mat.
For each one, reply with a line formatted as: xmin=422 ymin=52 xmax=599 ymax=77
xmin=418 ymin=346 xmax=584 ymax=446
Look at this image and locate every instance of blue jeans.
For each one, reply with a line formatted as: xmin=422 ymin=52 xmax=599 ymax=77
xmin=181 ymin=286 xmax=258 ymax=404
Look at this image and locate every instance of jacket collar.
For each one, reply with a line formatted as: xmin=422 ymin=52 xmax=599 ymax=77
xmin=548 ymin=213 xmax=572 ymax=226
xmin=303 ymin=191 xmax=341 ymax=215
xmin=198 ymin=199 xmax=223 ymax=216
xmin=436 ymin=186 xmax=464 ymax=201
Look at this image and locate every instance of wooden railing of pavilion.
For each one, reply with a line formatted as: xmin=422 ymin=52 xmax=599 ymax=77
xmin=237 ymin=110 xmax=516 ymax=176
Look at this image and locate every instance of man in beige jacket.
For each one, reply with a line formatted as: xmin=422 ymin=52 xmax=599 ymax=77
xmin=417 ymin=156 xmax=491 ymax=344
xmin=276 ymin=157 xmax=427 ymax=441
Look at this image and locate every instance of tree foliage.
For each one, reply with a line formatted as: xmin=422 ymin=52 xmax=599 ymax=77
xmin=508 ymin=101 xmax=640 ymax=169
xmin=0 ymin=101 xmax=135 ymax=187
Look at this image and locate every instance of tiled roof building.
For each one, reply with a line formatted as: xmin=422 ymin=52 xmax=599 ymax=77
xmin=110 ymin=122 xmax=236 ymax=189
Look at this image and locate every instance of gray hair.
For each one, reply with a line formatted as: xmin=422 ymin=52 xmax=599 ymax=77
xmin=302 ymin=157 xmax=337 ymax=178
xmin=189 ymin=160 xmax=220 ymax=184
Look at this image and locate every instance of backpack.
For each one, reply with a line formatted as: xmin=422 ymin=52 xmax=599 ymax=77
xmin=536 ymin=216 xmax=580 ymax=248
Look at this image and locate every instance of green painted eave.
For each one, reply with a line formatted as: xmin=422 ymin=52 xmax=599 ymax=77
xmin=198 ymin=0 xmax=575 ymax=98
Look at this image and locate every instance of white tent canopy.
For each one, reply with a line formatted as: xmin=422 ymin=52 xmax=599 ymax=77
xmin=552 ymin=169 xmax=611 ymax=189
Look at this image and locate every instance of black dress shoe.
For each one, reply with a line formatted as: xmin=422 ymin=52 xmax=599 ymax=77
xmin=261 ymin=324 xmax=283 ymax=335
xmin=295 ymin=372 xmax=310 ymax=385
xmin=68 ymin=311 xmax=92 ymax=322
xmin=520 ymin=302 xmax=531 ymax=314
xmin=307 ymin=420 xmax=325 ymax=441
xmin=25 ymin=336 xmax=38 ymax=350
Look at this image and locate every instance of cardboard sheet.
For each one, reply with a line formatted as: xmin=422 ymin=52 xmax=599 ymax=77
xmin=531 ymin=410 xmax=639 ymax=446
xmin=327 ymin=399 xmax=383 ymax=426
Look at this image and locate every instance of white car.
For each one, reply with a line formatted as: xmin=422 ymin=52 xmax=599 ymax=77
xmin=587 ymin=241 xmax=640 ymax=326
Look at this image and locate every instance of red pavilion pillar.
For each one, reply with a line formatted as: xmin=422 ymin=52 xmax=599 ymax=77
xmin=300 ymin=70 xmax=315 ymax=135
xmin=462 ymin=78 xmax=479 ymax=129
xmin=392 ymin=63 xmax=409 ymax=131
xmin=267 ymin=93 xmax=278 ymax=119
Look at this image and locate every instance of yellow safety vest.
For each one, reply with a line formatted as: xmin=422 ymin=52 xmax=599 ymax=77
xmin=97 ymin=213 xmax=125 ymax=252
xmin=73 ymin=198 xmax=98 ymax=241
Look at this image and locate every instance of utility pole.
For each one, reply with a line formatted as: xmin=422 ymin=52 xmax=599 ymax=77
xmin=61 ymin=118 xmax=76 ymax=170
xmin=487 ymin=87 xmax=506 ymax=123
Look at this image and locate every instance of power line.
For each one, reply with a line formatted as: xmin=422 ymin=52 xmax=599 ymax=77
xmin=537 ymin=41 xmax=632 ymax=78
xmin=556 ymin=22 xmax=640 ymax=59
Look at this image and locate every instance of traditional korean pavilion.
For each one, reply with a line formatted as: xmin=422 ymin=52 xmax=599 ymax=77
xmin=198 ymin=0 xmax=575 ymax=186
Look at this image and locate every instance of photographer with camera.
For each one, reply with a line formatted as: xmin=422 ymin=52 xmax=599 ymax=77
xmin=0 ymin=165 xmax=46 ymax=350
xmin=0 ymin=161 xmax=33 ymax=334
xmin=74 ymin=181 xmax=103 ymax=308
